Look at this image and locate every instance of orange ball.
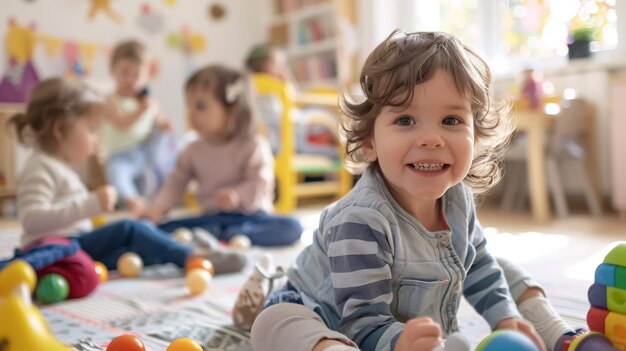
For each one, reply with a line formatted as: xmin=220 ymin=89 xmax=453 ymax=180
xmin=166 ymin=338 xmax=203 ymax=351
xmin=106 ymin=334 xmax=146 ymax=351
xmin=94 ymin=261 xmax=108 ymax=283
xmin=185 ymin=257 xmax=215 ymax=276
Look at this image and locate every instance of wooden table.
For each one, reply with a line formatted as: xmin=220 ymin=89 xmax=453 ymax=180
xmin=512 ymin=105 xmax=598 ymax=222
xmin=513 ymin=110 xmax=552 ymax=222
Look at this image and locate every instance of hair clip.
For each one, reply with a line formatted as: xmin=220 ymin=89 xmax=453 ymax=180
xmin=81 ymin=89 xmax=105 ymax=104
xmin=226 ymin=79 xmax=245 ymax=104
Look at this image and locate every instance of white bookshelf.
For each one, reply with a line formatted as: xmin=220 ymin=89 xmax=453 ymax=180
xmin=267 ymin=0 xmax=357 ymax=89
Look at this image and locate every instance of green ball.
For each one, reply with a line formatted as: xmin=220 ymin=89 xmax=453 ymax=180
xmin=35 ymin=273 xmax=69 ymax=305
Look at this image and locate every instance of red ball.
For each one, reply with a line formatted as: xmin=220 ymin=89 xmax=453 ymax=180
xmin=106 ymin=334 xmax=146 ymax=351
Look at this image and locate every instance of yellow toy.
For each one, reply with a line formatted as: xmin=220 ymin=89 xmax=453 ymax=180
xmin=0 ymin=260 xmax=74 ymax=351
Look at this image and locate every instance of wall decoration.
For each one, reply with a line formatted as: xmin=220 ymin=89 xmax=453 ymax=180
xmin=209 ymin=3 xmax=226 ymax=21
xmin=87 ymin=0 xmax=123 ymax=23
xmin=166 ymin=26 xmax=207 ymax=54
xmin=32 ymin=32 xmax=105 ymax=78
xmin=0 ymin=19 xmax=39 ymax=103
xmin=137 ymin=3 xmax=164 ymax=34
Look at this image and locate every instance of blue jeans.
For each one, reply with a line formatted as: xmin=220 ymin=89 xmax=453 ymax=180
xmin=106 ymin=130 xmax=172 ymax=201
xmin=78 ymin=219 xmax=192 ymax=270
xmin=158 ymin=212 xmax=303 ymax=247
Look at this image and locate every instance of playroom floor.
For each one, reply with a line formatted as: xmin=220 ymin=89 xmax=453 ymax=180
xmin=0 ymin=203 xmax=624 ymax=350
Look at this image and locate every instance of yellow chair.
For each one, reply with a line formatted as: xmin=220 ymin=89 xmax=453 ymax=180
xmin=251 ymin=73 xmax=352 ymax=213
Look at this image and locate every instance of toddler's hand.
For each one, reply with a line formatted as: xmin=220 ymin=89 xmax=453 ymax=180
xmin=394 ymin=317 xmax=443 ymax=351
xmin=95 ymin=185 xmax=117 ymax=213
xmin=215 ymin=188 xmax=240 ymax=211
xmin=496 ymin=318 xmax=546 ymax=351
xmin=141 ymin=207 xmax=163 ymax=223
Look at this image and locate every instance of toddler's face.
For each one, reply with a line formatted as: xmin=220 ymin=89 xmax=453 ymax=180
xmin=111 ymin=59 xmax=149 ymax=97
xmin=362 ymin=69 xmax=474 ymax=213
xmin=57 ymin=109 xmax=102 ymax=166
xmin=185 ymin=89 xmax=230 ymax=140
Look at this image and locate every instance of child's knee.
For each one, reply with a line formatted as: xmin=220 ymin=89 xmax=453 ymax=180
xmin=281 ymin=219 xmax=304 ymax=245
xmin=36 ymin=250 xmax=99 ymax=299
xmin=251 ymin=303 xmax=323 ymax=350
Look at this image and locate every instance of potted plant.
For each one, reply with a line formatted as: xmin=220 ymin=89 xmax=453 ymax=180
xmin=568 ymin=27 xmax=595 ymax=59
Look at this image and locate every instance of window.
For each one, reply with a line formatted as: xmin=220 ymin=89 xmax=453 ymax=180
xmin=405 ymin=0 xmax=619 ymax=66
xmin=499 ymin=0 xmax=617 ymax=58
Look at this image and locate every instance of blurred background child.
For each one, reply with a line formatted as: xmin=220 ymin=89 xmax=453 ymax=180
xmin=143 ymin=64 xmax=303 ymax=247
xmin=245 ymin=43 xmax=339 ymax=159
xmin=103 ymin=39 xmax=173 ymax=215
xmin=4 ymin=77 xmax=246 ymax=299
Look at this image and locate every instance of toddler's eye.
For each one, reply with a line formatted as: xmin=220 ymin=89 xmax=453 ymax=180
xmin=395 ymin=116 xmax=414 ymax=126
xmin=442 ymin=116 xmax=461 ymax=125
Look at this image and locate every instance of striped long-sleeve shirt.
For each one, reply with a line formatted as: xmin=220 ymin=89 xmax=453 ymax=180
xmin=286 ymin=168 xmax=520 ymax=351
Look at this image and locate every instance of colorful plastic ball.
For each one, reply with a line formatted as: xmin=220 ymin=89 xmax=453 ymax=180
xmin=185 ymin=257 xmax=215 ymax=276
xmin=166 ymin=338 xmax=203 ymax=351
xmin=117 ymin=252 xmax=143 ymax=278
xmin=106 ymin=334 xmax=146 ymax=351
xmin=35 ymin=273 xmax=69 ymax=305
xmin=228 ymin=234 xmax=251 ymax=249
xmin=173 ymin=228 xmax=193 ymax=244
xmin=91 ymin=215 xmax=107 ymax=228
xmin=476 ymin=330 xmax=539 ymax=351
xmin=94 ymin=261 xmax=108 ymax=283
xmin=186 ymin=268 xmax=212 ymax=295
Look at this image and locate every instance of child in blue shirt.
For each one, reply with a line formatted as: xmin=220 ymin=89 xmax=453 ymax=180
xmin=250 ymin=31 xmax=579 ymax=351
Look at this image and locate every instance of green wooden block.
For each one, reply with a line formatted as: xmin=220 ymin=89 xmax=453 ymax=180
xmin=603 ymin=243 xmax=626 ymax=267
xmin=606 ymin=286 xmax=626 ymax=315
xmin=616 ymin=266 xmax=626 ymax=290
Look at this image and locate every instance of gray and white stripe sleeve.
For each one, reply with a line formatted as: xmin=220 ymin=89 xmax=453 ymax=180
xmin=326 ymin=214 xmax=401 ymax=351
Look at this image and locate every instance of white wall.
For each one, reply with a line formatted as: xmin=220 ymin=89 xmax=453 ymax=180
xmin=0 ymin=0 xmax=266 ymax=136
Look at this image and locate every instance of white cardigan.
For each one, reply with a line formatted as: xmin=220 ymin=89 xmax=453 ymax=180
xmin=17 ymin=150 xmax=102 ymax=247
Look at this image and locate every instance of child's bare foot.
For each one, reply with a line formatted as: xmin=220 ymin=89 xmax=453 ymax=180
xmin=125 ymin=197 xmax=146 ymax=216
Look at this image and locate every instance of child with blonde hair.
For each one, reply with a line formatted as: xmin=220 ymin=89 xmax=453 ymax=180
xmin=143 ymin=65 xmax=302 ymax=247
xmin=3 ymin=78 xmax=245 ymax=299
xmin=251 ymin=31 xmax=581 ymax=351
xmin=104 ymin=39 xmax=172 ymax=215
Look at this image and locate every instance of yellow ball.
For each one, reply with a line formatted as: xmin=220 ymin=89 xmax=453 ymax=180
xmin=117 ymin=252 xmax=143 ymax=278
xmin=91 ymin=215 xmax=107 ymax=228
xmin=228 ymin=235 xmax=251 ymax=249
xmin=185 ymin=268 xmax=211 ymax=295
xmin=173 ymin=228 xmax=193 ymax=244
xmin=166 ymin=338 xmax=203 ymax=351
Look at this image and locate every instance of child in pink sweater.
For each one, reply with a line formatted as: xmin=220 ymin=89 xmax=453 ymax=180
xmin=143 ymin=65 xmax=302 ymax=246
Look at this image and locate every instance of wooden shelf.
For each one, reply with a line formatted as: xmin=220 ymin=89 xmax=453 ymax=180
xmin=0 ymin=103 xmax=25 ymax=199
xmin=268 ymin=0 xmax=357 ymax=89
